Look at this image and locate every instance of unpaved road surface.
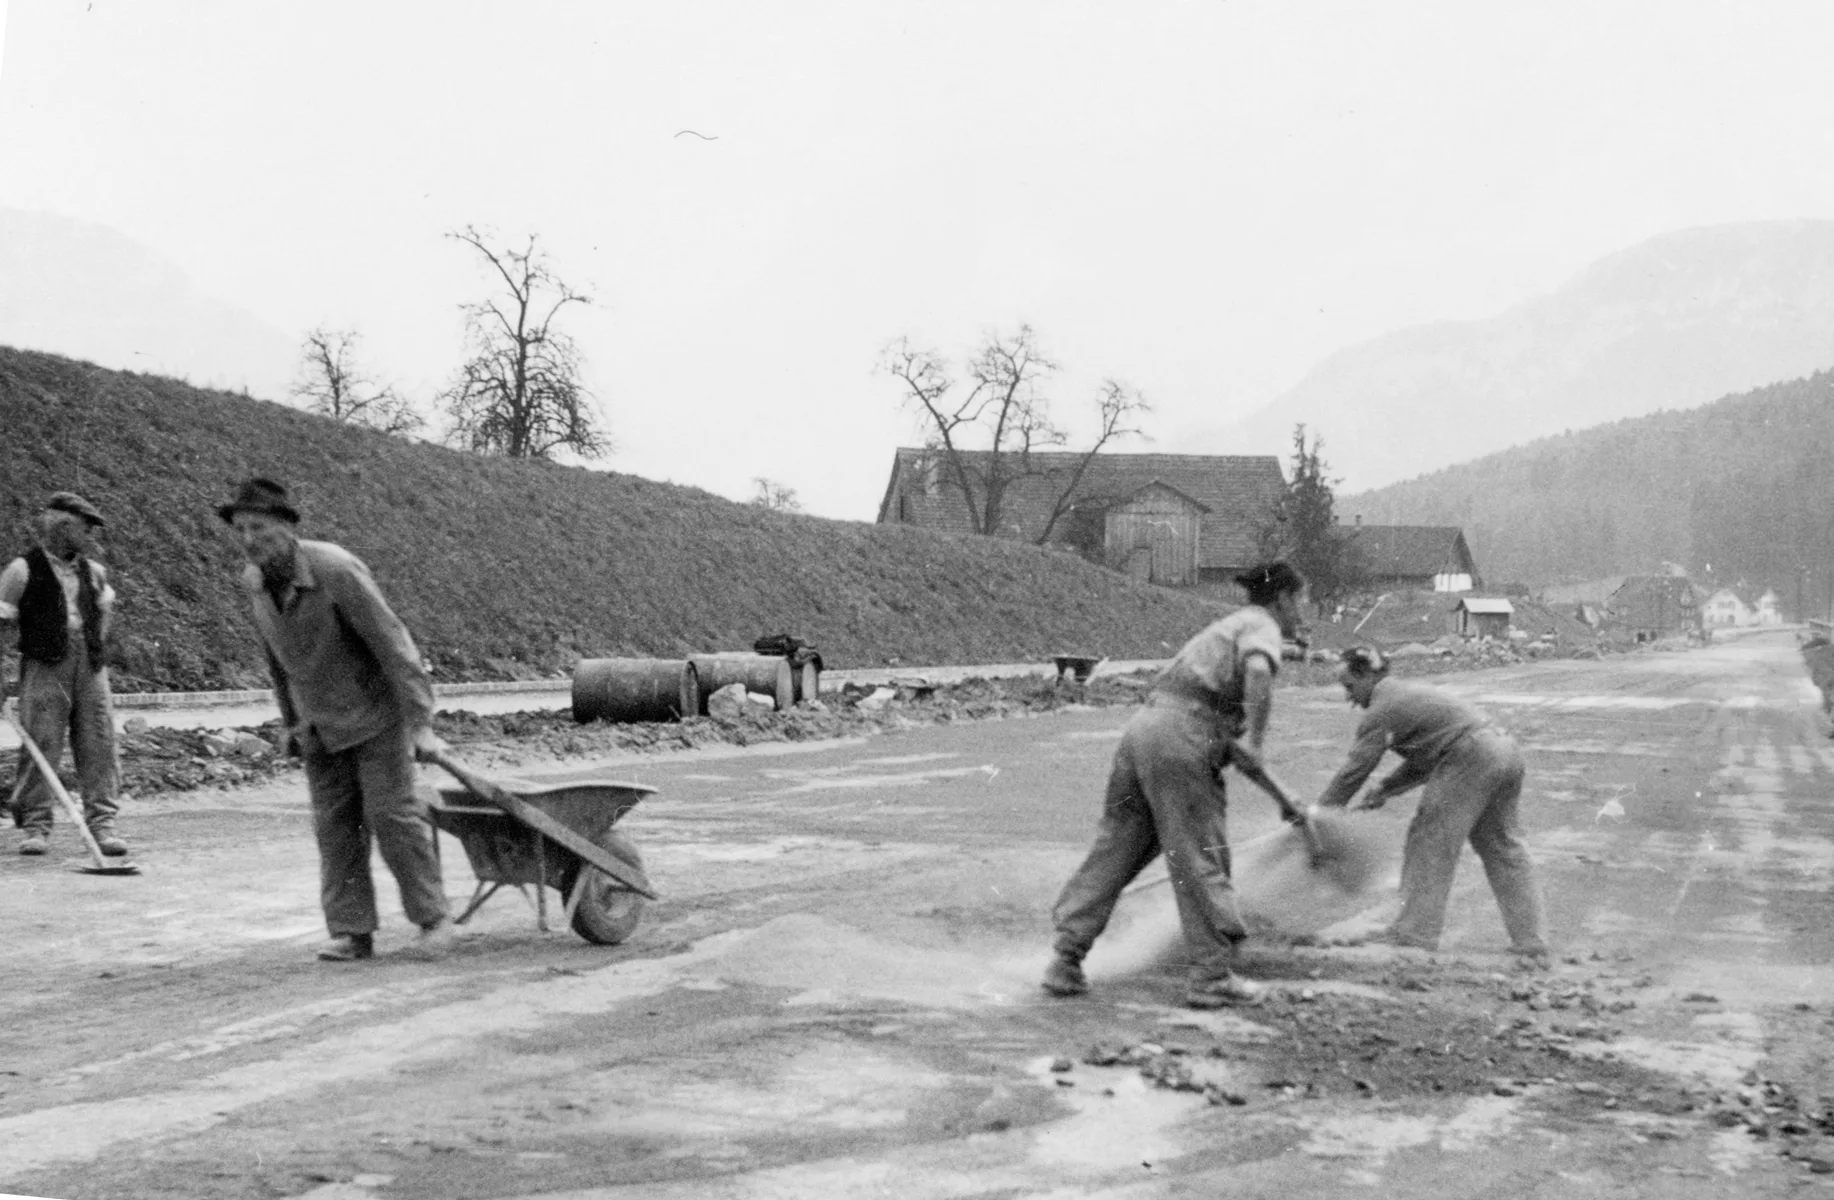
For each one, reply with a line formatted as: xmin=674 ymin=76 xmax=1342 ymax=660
xmin=2 ymin=631 xmax=1832 ymax=1198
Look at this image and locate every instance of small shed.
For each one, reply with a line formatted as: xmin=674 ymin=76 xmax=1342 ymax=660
xmin=1455 ymin=597 xmax=1514 ymax=639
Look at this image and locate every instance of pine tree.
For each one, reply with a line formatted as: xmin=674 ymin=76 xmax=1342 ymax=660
xmin=1256 ymin=425 xmax=1367 ymax=608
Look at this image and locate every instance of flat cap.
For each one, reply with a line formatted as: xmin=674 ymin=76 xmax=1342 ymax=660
xmin=44 ymin=492 xmax=105 ymax=527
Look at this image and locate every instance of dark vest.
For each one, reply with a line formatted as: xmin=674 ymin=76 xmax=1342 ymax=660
xmin=17 ymin=546 xmax=106 ymax=671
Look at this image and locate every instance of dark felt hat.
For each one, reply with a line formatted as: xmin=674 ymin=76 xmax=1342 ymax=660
xmin=44 ymin=492 xmax=106 ymax=527
xmin=217 ymin=477 xmax=301 ymax=525
xmin=1233 ymin=560 xmax=1306 ymax=598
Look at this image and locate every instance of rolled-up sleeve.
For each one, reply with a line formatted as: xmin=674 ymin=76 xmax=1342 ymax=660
xmin=1317 ymin=714 xmax=1392 ymax=808
xmin=0 ymin=558 xmax=26 ymax=621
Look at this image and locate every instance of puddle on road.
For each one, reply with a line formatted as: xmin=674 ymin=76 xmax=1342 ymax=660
xmin=592 ymin=1040 xmax=951 ymax=1140
xmin=855 ymin=753 xmax=963 ymax=766
xmin=1021 ymin=1056 xmax=1200 ymax=1172
xmin=1299 ymin=1093 xmax=1527 ymax=1183
xmin=757 ymin=765 xmax=1001 ymax=797
xmin=680 ymin=914 xmax=1033 ymax=1009
xmin=1568 ymin=1009 xmax=1764 ymax=1087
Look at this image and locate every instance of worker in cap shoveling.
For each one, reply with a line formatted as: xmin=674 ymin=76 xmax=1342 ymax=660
xmin=0 ymin=492 xmax=128 ymax=857
xmin=1042 ymin=561 xmax=1310 ymax=1008
xmin=1316 ymin=646 xmax=1550 ymax=965
xmin=219 ymin=478 xmax=455 ymax=962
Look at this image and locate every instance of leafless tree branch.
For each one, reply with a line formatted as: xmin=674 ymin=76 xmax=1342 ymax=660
xmin=439 ymin=226 xmax=609 ymax=460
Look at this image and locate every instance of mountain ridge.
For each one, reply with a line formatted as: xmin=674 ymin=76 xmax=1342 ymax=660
xmin=1203 ymin=219 xmax=1834 ymax=492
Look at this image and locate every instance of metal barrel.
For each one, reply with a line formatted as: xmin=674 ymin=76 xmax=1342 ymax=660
xmin=572 ymin=658 xmax=701 ymax=724
xmin=689 ymin=653 xmax=794 ymax=713
xmin=792 ymin=660 xmax=821 ymax=705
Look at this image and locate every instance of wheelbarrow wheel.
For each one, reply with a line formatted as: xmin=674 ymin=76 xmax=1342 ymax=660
xmin=562 ymin=829 xmax=647 ymax=945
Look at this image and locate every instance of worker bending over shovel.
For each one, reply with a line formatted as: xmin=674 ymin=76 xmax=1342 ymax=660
xmin=1317 ymin=647 xmax=1550 ymax=966
xmin=1042 ymin=561 xmax=1309 ymax=1009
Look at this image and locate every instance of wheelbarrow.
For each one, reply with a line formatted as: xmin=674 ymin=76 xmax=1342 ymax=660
xmin=424 ymin=750 xmax=658 ymax=945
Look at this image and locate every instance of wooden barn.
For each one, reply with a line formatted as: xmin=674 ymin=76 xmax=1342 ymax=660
xmin=1342 ymin=521 xmax=1481 ymax=593
xmin=876 ymin=449 xmax=1287 ymax=587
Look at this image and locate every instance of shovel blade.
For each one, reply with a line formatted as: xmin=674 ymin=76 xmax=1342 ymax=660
xmin=76 ymin=863 xmax=141 ymax=876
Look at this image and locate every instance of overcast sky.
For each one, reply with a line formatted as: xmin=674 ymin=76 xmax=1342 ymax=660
xmin=5 ymin=2 xmax=1834 ymax=517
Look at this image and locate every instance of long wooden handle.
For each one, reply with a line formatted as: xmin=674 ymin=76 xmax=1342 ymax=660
xmin=427 ymin=748 xmax=659 ymax=900
xmin=1225 ymin=738 xmax=1326 ymax=861
xmin=7 ymin=714 xmax=111 ymax=869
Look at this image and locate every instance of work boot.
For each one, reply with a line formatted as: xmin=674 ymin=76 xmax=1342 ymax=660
xmin=1040 ymin=954 xmax=1089 ymax=997
xmin=1184 ymin=972 xmax=1265 ymax=1009
xmin=91 ymin=828 xmax=128 ymax=857
xmin=18 ymin=832 xmax=48 ymax=856
xmin=316 ymin=933 xmax=375 ymax=962
xmin=1510 ymin=946 xmax=1553 ymax=972
xmin=400 ymin=919 xmax=458 ymax=962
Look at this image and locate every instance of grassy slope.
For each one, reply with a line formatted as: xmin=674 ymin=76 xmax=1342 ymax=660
xmin=0 ymin=347 xmax=1231 ymax=690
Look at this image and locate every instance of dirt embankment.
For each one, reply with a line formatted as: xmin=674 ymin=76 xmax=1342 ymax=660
xmin=0 ymin=345 xmax=1231 ymax=691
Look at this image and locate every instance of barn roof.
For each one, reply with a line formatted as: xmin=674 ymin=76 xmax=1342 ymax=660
xmin=1344 ymin=525 xmax=1476 ymax=580
xmin=1094 ymin=479 xmax=1213 ymax=513
xmin=878 ymin=448 xmax=1284 ymax=569
xmin=1458 ymin=598 xmax=1514 ymax=615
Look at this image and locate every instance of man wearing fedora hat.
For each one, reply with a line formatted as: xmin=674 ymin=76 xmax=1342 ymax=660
xmin=219 ymin=477 xmax=454 ymax=962
xmin=0 ymin=492 xmax=127 ymax=856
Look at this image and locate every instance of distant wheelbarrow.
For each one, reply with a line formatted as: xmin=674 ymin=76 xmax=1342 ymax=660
xmin=1052 ymin=654 xmax=1106 ymax=683
xmin=425 ymin=749 xmax=658 ymax=945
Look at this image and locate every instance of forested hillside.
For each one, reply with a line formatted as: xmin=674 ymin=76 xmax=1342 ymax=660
xmin=1344 ymin=371 xmax=1834 ymax=601
xmin=0 ymin=347 xmax=1231 ymax=691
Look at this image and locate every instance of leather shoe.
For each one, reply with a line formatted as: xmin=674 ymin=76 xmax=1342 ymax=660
xmin=92 ymin=831 xmax=128 ymax=857
xmin=400 ymin=919 xmax=458 ymax=961
xmin=18 ymin=833 xmax=47 ymax=856
xmin=1184 ymin=973 xmax=1265 ymax=1008
xmin=1041 ymin=955 xmax=1089 ymax=997
xmin=316 ymin=933 xmax=374 ymax=962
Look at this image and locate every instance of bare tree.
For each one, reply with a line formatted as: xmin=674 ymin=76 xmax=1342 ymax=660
xmin=290 ymin=327 xmax=421 ymax=436
xmin=881 ymin=325 xmax=1148 ymax=542
xmin=440 ymin=226 xmax=607 ymax=460
xmin=750 ymin=477 xmax=802 ymax=512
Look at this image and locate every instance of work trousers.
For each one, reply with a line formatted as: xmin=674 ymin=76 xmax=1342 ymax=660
xmin=1051 ymin=702 xmax=1246 ymax=985
xmin=302 ymin=723 xmax=448 ymax=936
xmin=12 ymin=642 xmax=119 ymax=834
xmin=1393 ymin=727 xmax=1549 ymax=954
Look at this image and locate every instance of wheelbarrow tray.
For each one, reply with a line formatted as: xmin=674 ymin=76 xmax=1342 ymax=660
xmin=427 ymin=777 xmax=657 ymax=943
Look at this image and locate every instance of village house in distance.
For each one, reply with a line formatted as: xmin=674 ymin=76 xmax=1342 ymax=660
xmin=876 ymin=448 xmax=1287 ymax=590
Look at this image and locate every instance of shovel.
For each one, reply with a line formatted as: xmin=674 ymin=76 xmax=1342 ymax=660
xmin=6 ymin=713 xmax=141 ymax=876
xmin=1224 ymin=739 xmax=1327 ymax=864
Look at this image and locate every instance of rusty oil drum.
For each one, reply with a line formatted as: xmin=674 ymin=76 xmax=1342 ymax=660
xmin=689 ymin=653 xmax=794 ymax=713
xmin=572 ymin=658 xmax=701 ymax=724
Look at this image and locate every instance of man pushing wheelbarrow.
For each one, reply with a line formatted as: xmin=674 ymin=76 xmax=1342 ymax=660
xmin=220 ymin=478 xmax=457 ymax=963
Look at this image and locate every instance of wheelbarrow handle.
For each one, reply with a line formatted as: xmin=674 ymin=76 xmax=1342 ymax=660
xmin=425 ymin=748 xmax=659 ymax=901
